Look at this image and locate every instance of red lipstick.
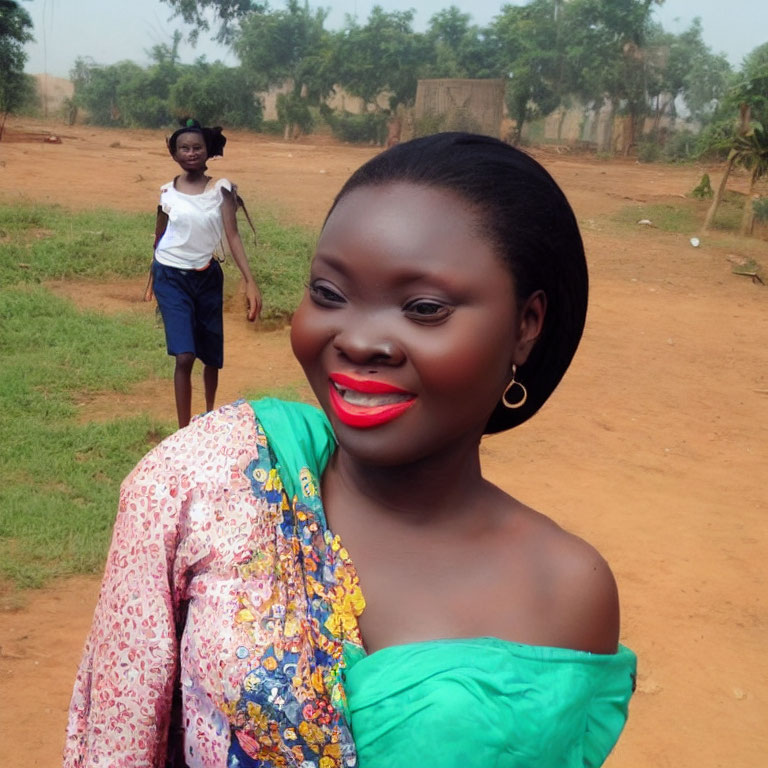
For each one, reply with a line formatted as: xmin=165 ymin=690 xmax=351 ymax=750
xmin=328 ymin=373 xmax=415 ymax=428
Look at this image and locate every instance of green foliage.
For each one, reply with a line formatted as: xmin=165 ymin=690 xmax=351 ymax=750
xmin=412 ymin=108 xmax=482 ymax=138
xmin=276 ymin=91 xmax=314 ymax=136
xmin=423 ymin=7 xmax=500 ymax=79
xmin=646 ymin=18 xmax=732 ymax=125
xmin=494 ymin=0 xmax=563 ymax=141
xmin=732 ymin=123 xmax=768 ymax=181
xmin=160 ymin=0 xmax=263 ymax=43
xmin=412 ymin=110 xmax=446 ymax=138
xmin=637 ymin=137 xmax=662 ymax=163
xmin=333 ymin=7 xmax=430 ymax=109
xmin=0 ymin=0 xmax=34 ymax=117
xmin=235 ymin=0 xmax=334 ymax=102
xmin=71 ymin=40 xmax=262 ymax=130
xmin=734 ymin=42 xmax=768 ymax=126
xmin=690 ymin=174 xmax=714 ymax=199
xmin=561 ymin=0 xmax=664 ymax=136
xmin=753 ymin=197 xmax=768 ymax=223
xmin=260 ymin=119 xmax=284 ymax=135
xmin=662 ymin=130 xmax=697 ymax=163
xmin=324 ymin=110 xmax=388 ymax=144
xmin=6 ymin=73 xmax=40 ymax=116
xmin=695 ymin=118 xmax=738 ymax=161
xmin=170 ymin=60 xmax=263 ymax=128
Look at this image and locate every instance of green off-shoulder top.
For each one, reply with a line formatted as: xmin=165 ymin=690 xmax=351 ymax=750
xmin=253 ymin=398 xmax=637 ymax=768
xmin=343 ymin=638 xmax=635 ymax=768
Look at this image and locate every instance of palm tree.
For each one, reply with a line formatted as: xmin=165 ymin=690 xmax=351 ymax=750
xmin=702 ymin=103 xmax=752 ymax=232
xmin=734 ymin=123 xmax=768 ymax=235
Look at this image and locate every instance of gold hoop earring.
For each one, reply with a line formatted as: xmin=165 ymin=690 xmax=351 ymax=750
xmin=502 ymin=365 xmax=527 ymax=409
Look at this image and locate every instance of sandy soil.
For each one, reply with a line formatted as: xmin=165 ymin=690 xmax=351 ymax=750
xmin=1 ymin=118 xmax=766 ymax=767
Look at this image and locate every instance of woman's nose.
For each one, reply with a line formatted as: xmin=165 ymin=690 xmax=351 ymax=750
xmin=332 ymin=318 xmax=404 ymax=366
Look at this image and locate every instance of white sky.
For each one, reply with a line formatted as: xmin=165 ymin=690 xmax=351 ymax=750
xmin=24 ymin=0 xmax=768 ymax=79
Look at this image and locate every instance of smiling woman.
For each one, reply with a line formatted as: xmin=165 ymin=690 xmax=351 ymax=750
xmin=64 ymin=133 xmax=635 ymax=768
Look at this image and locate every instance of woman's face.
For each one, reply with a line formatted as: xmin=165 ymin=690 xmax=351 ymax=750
xmin=291 ymin=182 xmax=544 ymax=466
xmin=172 ymin=131 xmax=208 ymax=172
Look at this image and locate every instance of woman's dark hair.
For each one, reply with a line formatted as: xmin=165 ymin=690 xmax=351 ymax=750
xmin=326 ymin=132 xmax=588 ymax=434
xmin=168 ymin=118 xmax=227 ymax=158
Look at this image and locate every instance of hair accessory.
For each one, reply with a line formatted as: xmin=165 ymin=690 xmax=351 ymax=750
xmin=502 ymin=365 xmax=527 ymax=409
xmin=186 ymin=118 xmax=196 ymax=127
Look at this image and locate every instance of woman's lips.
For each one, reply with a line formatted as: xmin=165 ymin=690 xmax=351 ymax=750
xmin=328 ymin=373 xmax=415 ymax=428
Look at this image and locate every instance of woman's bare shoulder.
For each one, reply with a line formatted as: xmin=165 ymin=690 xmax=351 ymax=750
xmin=500 ymin=497 xmax=621 ymax=654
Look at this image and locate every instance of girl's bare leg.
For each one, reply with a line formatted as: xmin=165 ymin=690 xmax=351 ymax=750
xmin=203 ymin=364 xmax=218 ymax=414
xmin=174 ymin=353 xmax=196 ymax=428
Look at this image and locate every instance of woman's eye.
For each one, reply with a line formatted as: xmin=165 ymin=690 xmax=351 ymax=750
xmin=404 ymin=300 xmax=452 ymax=322
xmin=308 ymin=282 xmax=345 ymax=306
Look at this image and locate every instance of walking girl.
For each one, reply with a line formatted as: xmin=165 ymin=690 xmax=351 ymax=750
xmin=150 ymin=118 xmax=262 ymax=427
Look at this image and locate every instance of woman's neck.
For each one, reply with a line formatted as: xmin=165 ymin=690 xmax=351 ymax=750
xmin=324 ymin=438 xmax=489 ymax=528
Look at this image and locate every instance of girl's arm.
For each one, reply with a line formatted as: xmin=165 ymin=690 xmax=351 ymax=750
xmin=144 ymin=206 xmax=168 ymax=302
xmin=221 ymin=187 xmax=262 ymax=321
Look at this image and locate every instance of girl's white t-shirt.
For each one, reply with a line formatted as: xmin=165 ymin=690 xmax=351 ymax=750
xmin=154 ymin=178 xmax=232 ymax=269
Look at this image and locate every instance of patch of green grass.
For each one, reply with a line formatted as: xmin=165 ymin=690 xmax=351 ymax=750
xmin=0 ymin=286 xmax=175 ymax=588
xmin=222 ymin=212 xmax=315 ymax=320
xmin=0 ymin=202 xmax=315 ymax=320
xmin=0 ymin=201 xmax=318 ymax=590
xmin=0 ymin=204 xmax=154 ymax=283
xmin=241 ymin=384 xmax=311 ymax=404
xmin=612 ymin=194 xmax=744 ymax=235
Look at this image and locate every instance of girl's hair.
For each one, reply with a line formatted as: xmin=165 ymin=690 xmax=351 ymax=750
xmin=168 ymin=118 xmax=227 ymax=158
xmin=327 ymin=132 xmax=588 ymax=434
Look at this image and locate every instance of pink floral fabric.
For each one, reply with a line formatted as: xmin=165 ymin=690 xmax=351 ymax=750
xmin=63 ymin=400 xmax=364 ymax=768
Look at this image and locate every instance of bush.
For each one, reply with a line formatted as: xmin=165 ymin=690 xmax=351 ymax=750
xmin=695 ymin=119 xmax=737 ymax=161
xmin=170 ymin=63 xmax=263 ymax=129
xmin=276 ymin=92 xmax=314 ymax=137
xmin=325 ymin=111 xmax=388 ymax=144
xmin=753 ymin=197 xmax=768 ymax=223
xmin=413 ymin=111 xmax=446 ymax=138
xmin=260 ymin=120 xmax=284 ymax=136
xmin=663 ymin=130 xmax=698 ymax=163
xmin=637 ymin=138 xmax=662 ymax=163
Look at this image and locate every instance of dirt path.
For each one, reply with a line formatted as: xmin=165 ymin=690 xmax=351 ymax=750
xmin=1 ymin=119 xmax=766 ymax=767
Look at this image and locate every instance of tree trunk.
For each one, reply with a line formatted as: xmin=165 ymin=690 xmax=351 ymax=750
xmin=740 ymin=174 xmax=757 ymax=236
xmin=702 ymin=151 xmax=736 ymax=232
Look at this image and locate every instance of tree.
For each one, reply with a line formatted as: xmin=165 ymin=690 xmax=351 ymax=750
xmin=160 ymin=0 xmax=264 ymax=43
xmin=235 ymin=0 xmax=332 ymax=137
xmin=733 ymin=123 xmax=768 ymax=234
xmin=646 ymin=18 xmax=732 ymax=130
xmin=734 ymin=42 xmax=768 ymax=126
xmin=333 ymin=6 xmax=430 ymax=110
xmin=424 ymin=6 xmax=500 ymax=80
xmin=563 ymin=0 xmax=664 ymax=152
xmin=491 ymin=0 xmax=564 ymax=143
xmin=0 ymin=0 xmax=35 ymax=136
xmin=703 ymin=44 xmax=768 ymax=232
xmin=171 ymin=59 xmax=263 ymax=128
xmin=70 ymin=41 xmax=182 ymax=128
